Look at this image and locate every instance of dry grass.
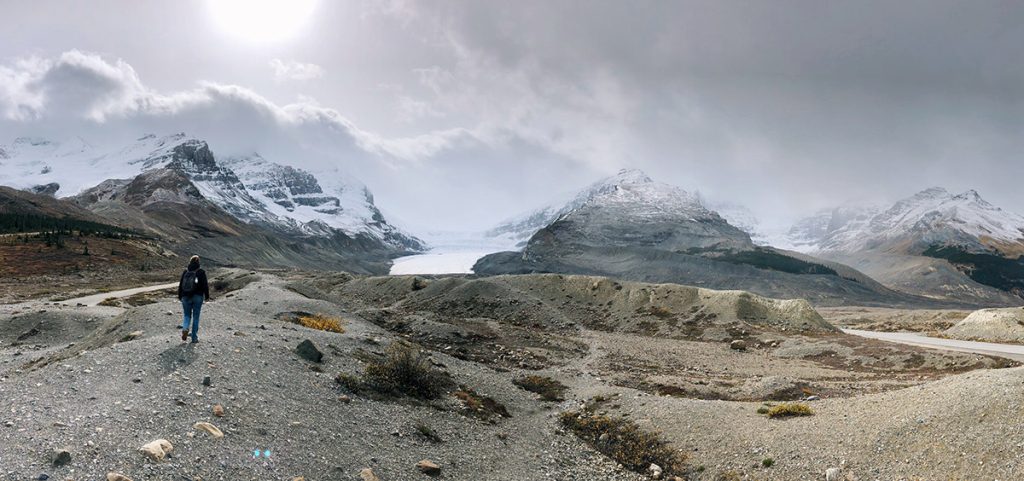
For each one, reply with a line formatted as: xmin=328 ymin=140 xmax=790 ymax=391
xmin=295 ymin=312 xmax=345 ymax=333
xmin=559 ymin=409 xmax=687 ymax=477
xmin=765 ymin=402 xmax=813 ymax=418
xmin=513 ymin=375 xmax=568 ymax=401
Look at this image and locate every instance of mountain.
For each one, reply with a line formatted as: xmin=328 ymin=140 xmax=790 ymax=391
xmin=474 ymin=169 xmax=918 ymax=306
xmin=786 ymin=187 xmax=1024 ymax=303
xmin=0 ymin=133 xmax=423 ymax=272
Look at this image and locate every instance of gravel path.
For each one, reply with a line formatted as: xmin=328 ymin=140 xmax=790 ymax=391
xmin=58 ymin=282 xmax=179 ymax=307
xmin=844 ymin=328 xmax=1024 ymax=362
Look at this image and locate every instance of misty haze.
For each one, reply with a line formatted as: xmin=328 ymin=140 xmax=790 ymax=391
xmin=2 ymin=1 xmax=1024 ymax=480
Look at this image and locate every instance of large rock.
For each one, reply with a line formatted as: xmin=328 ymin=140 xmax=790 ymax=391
xmin=296 ymin=340 xmax=323 ymax=363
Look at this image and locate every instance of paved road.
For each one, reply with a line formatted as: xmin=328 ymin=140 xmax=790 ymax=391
xmin=59 ymin=282 xmax=178 ymax=307
xmin=844 ymin=328 xmax=1024 ymax=362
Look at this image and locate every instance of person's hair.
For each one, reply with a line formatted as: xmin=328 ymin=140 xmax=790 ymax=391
xmin=189 ymin=255 xmax=200 ymax=265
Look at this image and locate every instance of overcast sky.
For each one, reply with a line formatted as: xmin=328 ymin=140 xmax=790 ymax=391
xmin=2 ymin=0 xmax=1023 ymax=233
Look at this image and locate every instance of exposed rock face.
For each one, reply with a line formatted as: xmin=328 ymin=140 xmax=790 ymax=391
xmin=28 ymin=183 xmax=60 ymax=197
xmin=475 ymin=170 xmax=913 ymax=307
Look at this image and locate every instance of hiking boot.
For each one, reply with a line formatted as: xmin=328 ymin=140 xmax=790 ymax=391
xmin=181 ymin=330 xmax=188 ymax=341
xmin=190 ymin=338 xmax=199 ymax=344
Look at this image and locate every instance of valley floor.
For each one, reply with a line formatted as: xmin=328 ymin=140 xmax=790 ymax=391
xmin=1 ymin=270 xmax=1022 ymax=480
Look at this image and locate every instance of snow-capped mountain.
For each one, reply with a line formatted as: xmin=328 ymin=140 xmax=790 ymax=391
xmin=0 ymin=133 xmax=423 ymax=251
xmin=790 ymin=187 xmax=1024 ymax=255
xmin=485 ymin=168 xmax=747 ymax=249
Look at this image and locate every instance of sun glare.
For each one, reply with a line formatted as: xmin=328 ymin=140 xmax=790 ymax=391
xmin=208 ymin=0 xmax=318 ymax=43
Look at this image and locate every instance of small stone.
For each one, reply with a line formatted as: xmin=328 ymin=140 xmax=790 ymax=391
xmin=825 ymin=468 xmax=841 ymax=481
xmin=648 ymin=463 xmax=663 ymax=479
xmin=416 ymin=459 xmax=441 ymax=475
xmin=122 ymin=330 xmax=144 ymax=341
xmin=599 ymin=433 xmax=610 ymax=441
xmin=730 ymin=339 xmax=747 ymax=351
xmin=165 ymin=311 xmax=173 ymax=316
xmin=139 ymin=439 xmax=173 ymax=462
xmin=295 ymin=340 xmax=323 ymax=363
xmin=194 ymin=422 xmax=224 ymax=438
xmin=213 ymin=404 xmax=225 ymax=417
xmin=338 ymin=395 xmax=351 ymax=403
xmin=360 ymin=468 xmax=381 ymax=481
xmin=233 ymin=331 xmax=246 ymax=337
xmin=806 ymin=395 xmax=820 ymax=401
xmin=107 ymin=473 xmax=133 ymax=481
xmin=202 ymin=376 xmax=212 ymax=387
xmin=37 ymin=474 xmax=49 ymax=481
xmin=51 ymin=447 xmax=72 ymax=466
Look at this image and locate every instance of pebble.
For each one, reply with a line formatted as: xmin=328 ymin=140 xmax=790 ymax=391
xmin=416 ymin=459 xmax=441 ymax=475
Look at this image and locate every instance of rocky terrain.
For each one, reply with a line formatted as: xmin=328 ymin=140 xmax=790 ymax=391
xmin=1 ymin=269 xmax=1023 ymax=480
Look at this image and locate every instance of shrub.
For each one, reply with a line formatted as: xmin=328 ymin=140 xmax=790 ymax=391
xmin=756 ymin=406 xmax=770 ymax=415
xmin=762 ymin=457 xmax=774 ymax=467
xmin=765 ymin=402 xmax=813 ymax=418
xmin=513 ymin=375 xmax=568 ymax=401
xmin=454 ymin=388 xmax=511 ymax=419
xmin=295 ymin=312 xmax=345 ymax=333
xmin=559 ymin=409 xmax=686 ymax=477
xmin=360 ymin=343 xmax=451 ymax=399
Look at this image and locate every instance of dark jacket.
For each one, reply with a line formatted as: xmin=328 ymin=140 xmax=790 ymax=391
xmin=178 ymin=266 xmax=210 ymax=300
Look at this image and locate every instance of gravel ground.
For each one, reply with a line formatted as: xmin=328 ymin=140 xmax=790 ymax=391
xmin=0 ymin=274 xmax=642 ymax=481
xmin=2 ymin=271 xmax=1022 ymax=480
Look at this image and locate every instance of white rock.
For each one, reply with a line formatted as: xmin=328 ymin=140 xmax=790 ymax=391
xmin=825 ymin=467 xmax=841 ymax=481
xmin=139 ymin=439 xmax=173 ymax=462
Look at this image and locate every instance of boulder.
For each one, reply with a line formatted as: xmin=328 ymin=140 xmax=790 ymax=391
xmin=730 ymin=339 xmax=747 ymax=351
xmin=107 ymin=473 xmax=133 ymax=481
xmin=212 ymin=404 xmax=225 ymax=417
xmin=296 ymin=340 xmax=323 ymax=363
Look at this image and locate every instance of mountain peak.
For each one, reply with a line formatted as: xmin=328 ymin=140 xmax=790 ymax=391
xmin=607 ymin=168 xmax=653 ymax=185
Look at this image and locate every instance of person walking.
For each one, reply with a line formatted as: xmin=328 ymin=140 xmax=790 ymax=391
xmin=177 ymin=255 xmax=210 ymax=344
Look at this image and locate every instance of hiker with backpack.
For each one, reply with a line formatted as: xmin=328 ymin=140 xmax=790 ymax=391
xmin=178 ymin=255 xmax=211 ymax=344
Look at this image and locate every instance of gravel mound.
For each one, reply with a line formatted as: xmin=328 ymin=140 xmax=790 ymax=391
xmin=333 ymin=274 xmax=837 ymax=336
xmin=945 ymin=306 xmax=1024 ymax=343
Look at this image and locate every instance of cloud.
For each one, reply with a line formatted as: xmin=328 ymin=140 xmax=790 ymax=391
xmin=0 ymin=50 xmax=472 ymax=164
xmin=268 ymin=58 xmax=324 ymax=81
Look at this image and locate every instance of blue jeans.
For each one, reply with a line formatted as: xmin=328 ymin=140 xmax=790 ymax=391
xmin=180 ymin=294 xmax=204 ymax=341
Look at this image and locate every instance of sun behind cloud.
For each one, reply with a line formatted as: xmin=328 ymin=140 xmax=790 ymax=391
xmin=207 ymin=0 xmax=318 ymax=43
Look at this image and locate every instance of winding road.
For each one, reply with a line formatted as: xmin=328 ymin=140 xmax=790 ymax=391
xmin=844 ymin=328 xmax=1024 ymax=362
